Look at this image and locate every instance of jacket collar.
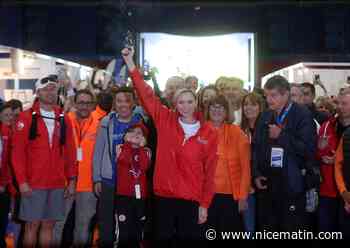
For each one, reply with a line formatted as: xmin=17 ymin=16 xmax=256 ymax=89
xmin=32 ymin=101 xmax=63 ymax=119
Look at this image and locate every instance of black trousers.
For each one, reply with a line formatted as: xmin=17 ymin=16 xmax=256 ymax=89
xmin=339 ymin=200 xmax=350 ymax=239
xmin=0 ymin=191 xmax=10 ymax=248
xmin=204 ymin=194 xmax=244 ymax=239
xmin=98 ymin=182 xmax=116 ymax=247
xmin=256 ymin=190 xmax=306 ymax=232
xmin=115 ymin=195 xmax=146 ymax=248
xmin=153 ymin=197 xmax=200 ymax=241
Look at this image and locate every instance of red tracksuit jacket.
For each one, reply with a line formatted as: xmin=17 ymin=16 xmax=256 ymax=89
xmin=116 ymin=142 xmax=151 ymax=199
xmin=130 ymin=69 xmax=218 ymax=208
xmin=317 ymin=117 xmax=341 ymax=197
xmin=11 ymin=103 xmax=77 ymax=189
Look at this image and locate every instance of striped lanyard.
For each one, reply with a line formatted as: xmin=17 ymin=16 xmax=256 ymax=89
xmin=276 ymin=103 xmax=293 ymax=126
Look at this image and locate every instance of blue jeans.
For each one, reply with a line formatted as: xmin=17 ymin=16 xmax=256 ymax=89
xmin=243 ymin=193 xmax=256 ymax=233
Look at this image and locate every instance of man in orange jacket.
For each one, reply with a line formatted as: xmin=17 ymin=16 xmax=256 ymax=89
xmin=11 ymin=75 xmax=77 ymax=248
xmin=55 ymin=89 xmax=100 ymax=247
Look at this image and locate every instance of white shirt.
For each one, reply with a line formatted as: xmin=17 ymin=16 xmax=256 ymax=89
xmin=40 ymin=108 xmax=55 ymax=146
xmin=233 ymin=108 xmax=242 ymax=125
xmin=178 ymin=118 xmax=200 ymax=141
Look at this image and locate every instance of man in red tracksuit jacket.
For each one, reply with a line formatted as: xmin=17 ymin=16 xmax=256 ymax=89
xmin=11 ymin=75 xmax=77 ymax=248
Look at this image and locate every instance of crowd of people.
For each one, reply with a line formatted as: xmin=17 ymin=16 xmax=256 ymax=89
xmin=0 ymin=47 xmax=349 ymax=247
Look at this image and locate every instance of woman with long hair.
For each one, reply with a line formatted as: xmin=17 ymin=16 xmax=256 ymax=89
xmin=240 ymin=92 xmax=265 ymax=234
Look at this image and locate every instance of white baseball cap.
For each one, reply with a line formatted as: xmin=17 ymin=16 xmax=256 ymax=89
xmin=35 ymin=75 xmax=58 ymax=91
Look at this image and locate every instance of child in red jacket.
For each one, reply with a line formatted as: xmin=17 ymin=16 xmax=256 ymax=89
xmin=115 ymin=122 xmax=151 ymax=247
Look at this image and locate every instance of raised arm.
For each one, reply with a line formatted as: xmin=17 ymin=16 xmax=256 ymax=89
xmin=121 ymin=48 xmax=171 ymax=125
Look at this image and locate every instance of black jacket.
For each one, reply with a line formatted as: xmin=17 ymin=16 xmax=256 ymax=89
xmin=252 ymin=103 xmax=317 ymax=194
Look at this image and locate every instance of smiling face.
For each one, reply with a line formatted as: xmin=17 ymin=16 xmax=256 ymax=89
xmin=208 ymin=103 xmax=227 ymax=125
xmin=37 ymin=83 xmax=59 ymax=105
xmin=114 ymin=92 xmax=135 ymax=120
xmin=75 ymin=93 xmax=95 ymax=120
xmin=175 ymin=91 xmax=197 ymax=120
xmin=243 ymin=97 xmax=260 ymax=122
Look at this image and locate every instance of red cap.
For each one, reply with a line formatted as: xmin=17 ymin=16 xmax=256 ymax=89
xmin=128 ymin=122 xmax=149 ymax=139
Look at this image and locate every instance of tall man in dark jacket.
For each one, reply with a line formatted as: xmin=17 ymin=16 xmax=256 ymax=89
xmin=253 ymin=76 xmax=317 ymax=231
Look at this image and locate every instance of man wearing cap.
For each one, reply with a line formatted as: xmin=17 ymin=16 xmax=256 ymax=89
xmin=11 ymin=75 xmax=77 ymax=248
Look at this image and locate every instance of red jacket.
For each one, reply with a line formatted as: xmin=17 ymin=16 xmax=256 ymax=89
xmin=0 ymin=124 xmax=11 ymax=188
xmin=116 ymin=142 xmax=151 ymax=198
xmin=317 ymin=117 xmax=340 ymax=197
xmin=130 ymin=69 xmax=218 ymax=208
xmin=11 ymin=103 xmax=77 ymax=189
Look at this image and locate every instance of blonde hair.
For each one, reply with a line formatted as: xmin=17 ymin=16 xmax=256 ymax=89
xmin=172 ymin=88 xmax=196 ymax=105
xmin=166 ymin=76 xmax=185 ymax=89
xmin=215 ymin=76 xmax=244 ymax=91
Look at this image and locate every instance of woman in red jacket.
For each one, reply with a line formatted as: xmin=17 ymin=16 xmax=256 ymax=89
xmin=122 ymin=48 xmax=218 ymax=241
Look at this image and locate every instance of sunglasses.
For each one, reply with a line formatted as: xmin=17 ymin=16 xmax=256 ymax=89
xmin=40 ymin=75 xmax=58 ymax=85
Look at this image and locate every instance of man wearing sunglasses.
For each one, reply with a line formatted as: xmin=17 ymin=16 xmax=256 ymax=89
xmin=11 ymin=75 xmax=77 ymax=248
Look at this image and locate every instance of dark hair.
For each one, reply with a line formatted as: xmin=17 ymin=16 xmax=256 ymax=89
xmin=301 ymin=82 xmax=316 ymax=96
xmin=197 ymin=85 xmax=219 ymax=112
xmin=205 ymin=94 xmax=231 ymax=123
xmin=115 ymin=86 xmax=136 ymax=99
xmin=0 ymin=102 xmax=13 ymax=113
xmin=240 ymin=93 xmax=265 ymax=134
xmin=264 ymin=75 xmax=290 ymax=94
xmin=96 ymin=91 xmax=114 ymax=113
xmin=7 ymin=99 xmax=23 ymax=111
xmin=74 ymin=89 xmax=95 ymax=103
xmin=185 ymin=75 xmax=198 ymax=84
xmin=113 ymin=86 xmax=136 ymax=110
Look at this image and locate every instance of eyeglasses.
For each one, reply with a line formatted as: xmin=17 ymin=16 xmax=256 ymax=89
xmin=76 ymin=101 xmax=95 ymax=106
xmin=209 ymin=105 xmax=225 ymax=112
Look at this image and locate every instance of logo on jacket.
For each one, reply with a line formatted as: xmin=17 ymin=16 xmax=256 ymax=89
xmin=197 ymin=136 xmax=208 ymax=144
xmin=17 ymin=121 xmax=24 ymax=131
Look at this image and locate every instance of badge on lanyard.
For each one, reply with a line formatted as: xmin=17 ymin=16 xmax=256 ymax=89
xmin=77 ymin=147 xmax=83 ymax=162
xmin=271 ymin=147 xmax=284 ymax=168
xmin=135 ymin=184 xmax=141 ymax=199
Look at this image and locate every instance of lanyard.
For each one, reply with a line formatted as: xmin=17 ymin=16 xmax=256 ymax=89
xmin=276 ymin=103 xmax=293 ymax=126
xmin=74 ymin=117 xmax=94 ymax=146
